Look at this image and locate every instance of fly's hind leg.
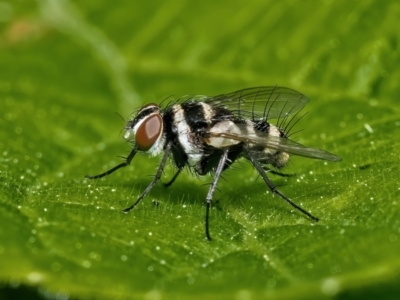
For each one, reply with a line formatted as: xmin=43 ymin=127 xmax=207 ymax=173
xmin=245 ymin=147 xmax=319 ymax=222
xmin=263 ymin=168 xmax=296 ymax=178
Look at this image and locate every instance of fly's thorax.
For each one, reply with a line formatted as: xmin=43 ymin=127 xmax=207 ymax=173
xmin=171 ymin=103 xmax=204 ymax=166
xmin=169 ymin=101 xmax=236 ymax=166
xmin=124 ymin=103 xmax=166 ymax=156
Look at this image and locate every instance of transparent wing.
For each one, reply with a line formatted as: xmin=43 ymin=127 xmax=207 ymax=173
xmin=204 ymin=86 xmax=309 ymax=120
xmin=208 ymin=125 xmax=341 ymax=162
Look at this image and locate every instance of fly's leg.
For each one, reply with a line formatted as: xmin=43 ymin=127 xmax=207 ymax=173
xmin=163 ymin=168 xmax=183 ymax=187
xmin=123 ymin=143 xmax=172 ymax=212
xmin=264 ymin=168 xmax=296 ymax=178
xmin=85 ymin=148 xmax=137 ymax=179
xmin=244 ymin=147 xmax=319 ymax=222
xmin=205 ymin=149 xmax=229 ymax=241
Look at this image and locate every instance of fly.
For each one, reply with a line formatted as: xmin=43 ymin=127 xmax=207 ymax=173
xmin=85 ymin=86 xmax=341 ymax=241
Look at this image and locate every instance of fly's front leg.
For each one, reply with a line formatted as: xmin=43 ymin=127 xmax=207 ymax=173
xmin=205 ymin=149 xmax=229 ymax=241
xmin=244 ymin=146 xmax=319 ymax=222
xmin=163 ymin=168 xmax=183 ymax=187
xmin=123 ymin=143 xmax=172 ymax=212
xmin=85 ymin=147 xmax=137 ymax=179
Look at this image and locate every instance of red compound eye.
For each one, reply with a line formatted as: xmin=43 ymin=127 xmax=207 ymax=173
xmin=135 ymin=114 xmax=163 ymax=151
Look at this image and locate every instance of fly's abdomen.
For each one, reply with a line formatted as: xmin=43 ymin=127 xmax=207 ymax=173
xmin=249 ymin=120 xmax=290 ymax=169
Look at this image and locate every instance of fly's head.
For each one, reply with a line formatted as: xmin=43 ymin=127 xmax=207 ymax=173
xmin=124 ymin=103 xmax=165 ymax=155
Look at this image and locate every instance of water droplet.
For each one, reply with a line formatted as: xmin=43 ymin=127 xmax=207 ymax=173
xmin=321 ymin=278 xmax=340 ymax=296
xmin=26 ymin=272 xmax=43 ymax=284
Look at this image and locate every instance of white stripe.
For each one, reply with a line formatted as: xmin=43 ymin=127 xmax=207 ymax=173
xmin=268 ymin=125 xmax=281 ymax=137
xmin=199 ymin=102 xmax=214 ymax=122
xmin=173 ymin=105 xmax=202 ymax=166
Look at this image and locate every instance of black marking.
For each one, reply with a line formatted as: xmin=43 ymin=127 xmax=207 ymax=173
xmin=254 ymin=120 xmax=271 ymax=133
xmin=181 ymin=101 xmax=209 ymax=132
xmin=163 ymin=106 xmax=188 ymax=169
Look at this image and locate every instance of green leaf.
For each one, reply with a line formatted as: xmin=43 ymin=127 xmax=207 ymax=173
xmin=1 ymin=0 xmax=399 ymax=299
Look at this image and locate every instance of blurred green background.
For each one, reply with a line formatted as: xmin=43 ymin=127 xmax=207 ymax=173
xmin=1 ymin=0 xmax=399 ymax=299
